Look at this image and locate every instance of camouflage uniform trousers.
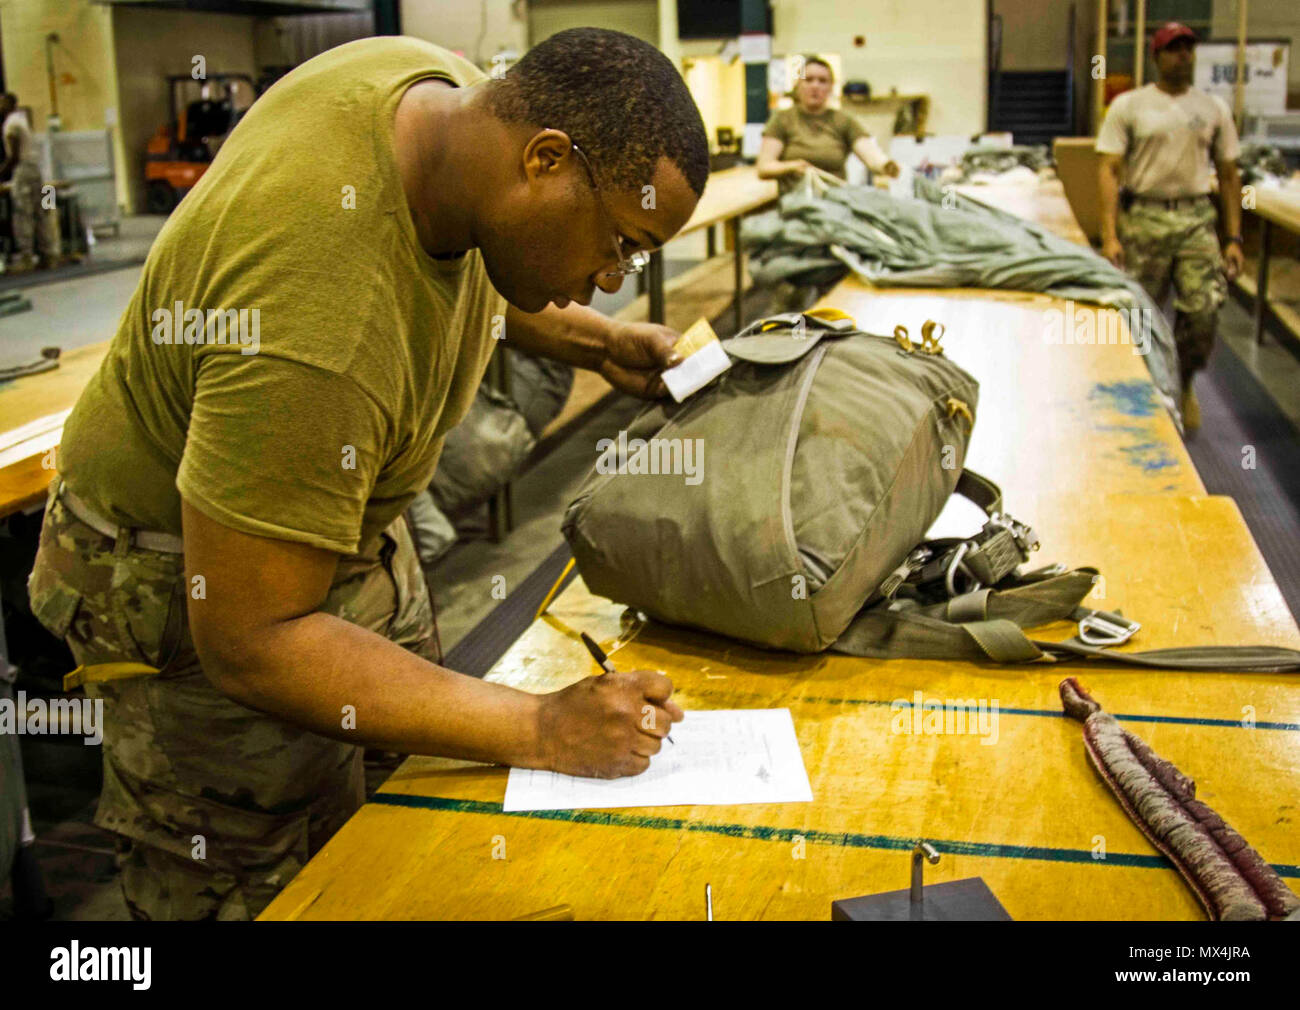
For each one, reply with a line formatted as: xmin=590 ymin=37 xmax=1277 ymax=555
xmin=8 ymin=163 xmax=60 ymax=263
xmin=1117 ymin=197 xmax=1226 ymax=385
xmin=26 ymin=485 xmax=435 ymax=920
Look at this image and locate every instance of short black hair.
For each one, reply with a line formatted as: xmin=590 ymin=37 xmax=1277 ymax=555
xmin=487 ymin=27 xmax=709 ymax=198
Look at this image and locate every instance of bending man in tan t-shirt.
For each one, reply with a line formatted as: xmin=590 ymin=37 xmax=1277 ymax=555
xmin=28 ymin=28 xmax=709 ymax=920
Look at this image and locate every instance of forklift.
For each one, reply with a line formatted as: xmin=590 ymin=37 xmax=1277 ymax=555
xmin=144 ymin=73 xmax=258 ymax=214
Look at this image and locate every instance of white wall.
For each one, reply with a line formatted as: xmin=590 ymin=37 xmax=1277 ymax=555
xmin=527 ymin=0 xmax=658 ymax=48
xmin=400 ymin=0 xmax=528 ymax=66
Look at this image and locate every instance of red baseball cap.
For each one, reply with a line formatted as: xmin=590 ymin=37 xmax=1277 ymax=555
xmin=1151 ymin=22 xmax=1196 ymax=55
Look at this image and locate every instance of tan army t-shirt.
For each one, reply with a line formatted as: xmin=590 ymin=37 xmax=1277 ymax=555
xmin=58 ymin=37 xmax=506 ymax=562
xmin=1095 ymin=83 xmax=1241 ymax=199
xmin=763 ymin=106 xmax=867 ymax=195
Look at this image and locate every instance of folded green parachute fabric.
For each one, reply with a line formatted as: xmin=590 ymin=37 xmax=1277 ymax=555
xmin=955 ymin=144 xmax=1050 ymax=180
xmin=432 ymin=385 xmax=536 ymax=516
xmin=509 ymin=351 xmax=575 ymax=437
xmin=740 ymin=176 xmax=1182 ymax=415
xmin=428 ymin=351 xmax=574 ymax=518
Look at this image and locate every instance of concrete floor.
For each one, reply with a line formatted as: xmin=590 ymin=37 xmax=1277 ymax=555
xmin=1219 ymin=308 xmax=1300 ymax=430
xmin=2 ymin=213 xmax=1298 ymax=921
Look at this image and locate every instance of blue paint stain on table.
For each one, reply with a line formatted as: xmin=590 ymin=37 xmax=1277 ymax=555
xmin=1087 ymin=380 xmax=1181 ymax=474
xmin=1088 ymin=379 xmax=1159 ymax=418
xmin=1119 ymin=441 xmax=1179 ymax=472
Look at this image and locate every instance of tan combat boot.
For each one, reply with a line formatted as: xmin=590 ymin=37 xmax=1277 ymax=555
xmin=1181 ymin=386 xmax=1201 ymax=436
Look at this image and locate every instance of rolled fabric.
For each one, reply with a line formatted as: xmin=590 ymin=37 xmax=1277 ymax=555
xmin=1060 ymin=677 xmax=1300 ymax=922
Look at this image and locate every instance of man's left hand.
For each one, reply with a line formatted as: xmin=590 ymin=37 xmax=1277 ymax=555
xmin=1223 ymin=242 xmax=1244 ymax=282
xmin=601 ymin=320 xmax=682 ymax=399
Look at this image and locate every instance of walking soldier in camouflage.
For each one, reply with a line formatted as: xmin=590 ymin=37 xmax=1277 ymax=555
xmin=27 ymin=30 xmax=705 ymax=920
xmin=1096 ymin=21 xmax=1244 ymax=434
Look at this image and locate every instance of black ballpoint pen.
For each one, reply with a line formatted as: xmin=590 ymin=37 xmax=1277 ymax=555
xmin=579 ymin=631 xmax=674 ymax=744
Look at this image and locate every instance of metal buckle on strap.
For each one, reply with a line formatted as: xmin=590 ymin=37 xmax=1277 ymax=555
xmin=987 ymin=512 xmax=1039 ymax=556
xmin=1078 ymin=610 xmax=1140 ymax=647
xmin=943 ymin=542 xmax=981 ymax=597
xmin=881 ymin=546 xmax=930 ymax=599
xmin=902 ymin=510 xmax=1039 ymax=601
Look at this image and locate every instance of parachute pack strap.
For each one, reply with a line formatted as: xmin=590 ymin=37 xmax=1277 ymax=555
xmin=63 ymin=662 xmax=161 ymax=692
xmin=987 ymin=569 xmax=1099 ymax=626
xmin=1030 ymin=639 xmax=1300 ymax=673
xmin=945 ymin=588 xmax=991 ymax=623
xmin=940 ymin=616 xmax=1300 ymax=672
xmin=955 ymin=469 xmax=1003 ymax=517
xmin=960 ymin=619 xmax=1047 ymax=663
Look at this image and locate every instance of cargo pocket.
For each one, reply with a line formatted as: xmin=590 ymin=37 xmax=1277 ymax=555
xmin=110 ymin=547 xmax=191 ymax=675
xmin=27 ymin=560 xmax=83 ymax=642
xmin=100 ymin=759 xmax=313 ymax=882
xmin=28 ymin=500 xmax=92 ymax=642
xmin=322 ymin=519 xmax=434 ymax=658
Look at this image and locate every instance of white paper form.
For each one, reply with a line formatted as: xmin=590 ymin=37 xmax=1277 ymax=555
xmin=502 ymin=709 xmax=813 ymax=812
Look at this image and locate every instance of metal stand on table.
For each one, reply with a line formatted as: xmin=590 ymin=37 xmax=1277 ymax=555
xmin=830 ymin=841 xmax=1012 ymax=921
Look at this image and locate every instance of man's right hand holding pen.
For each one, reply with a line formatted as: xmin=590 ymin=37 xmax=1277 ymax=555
xmin=534 ymin=664 xmax=684 ymax=779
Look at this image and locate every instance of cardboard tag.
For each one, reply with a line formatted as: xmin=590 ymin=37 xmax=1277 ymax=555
xmin=661 ymin=318 xmax=731 ymax=402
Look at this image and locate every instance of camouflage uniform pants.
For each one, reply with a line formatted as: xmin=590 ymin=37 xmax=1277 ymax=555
xmin=8 ymin=164 xmax=60 ymax=262
xmin=26 ymin=485 xmax=435 ymax=920
xmin=1117 ymin=197 xmax=1226 ymax=384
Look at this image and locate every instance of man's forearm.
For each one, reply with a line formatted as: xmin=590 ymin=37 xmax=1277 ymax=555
xmin=203 ymin=612 xmax=546 ymax=768
xmin=1218 ymin=163 xmax=1242 ymax=237
xmin=758 ymin=158 xmax=806 ymax=179
xmin=504 ymin=302 xmax=611 ymax=371
xmin=1098 ymin=165 xmax=1121 ymax=242
xmin=854 ymin=137 xmax=890 ymax=173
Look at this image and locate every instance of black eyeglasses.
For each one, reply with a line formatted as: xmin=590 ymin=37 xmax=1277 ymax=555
xmin=564 ymin=137 xmax=652 ymax=277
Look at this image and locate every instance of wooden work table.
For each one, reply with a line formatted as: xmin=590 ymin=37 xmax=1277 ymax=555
xmin=259 ymin=496 xmax=1299 ymax=921
xmin=1239 ymin=184 xmax=1300 ymax=348
xmin=641 ymin=165 xmax=777 ymax=332
xmin=0 ymin=341 xmax=110 ymax=518
xmin=956 ymin=174 xmax=1092 ymax=248
xmin=260 ymin=275 xmax=1297 ymax=921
